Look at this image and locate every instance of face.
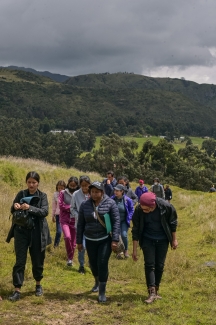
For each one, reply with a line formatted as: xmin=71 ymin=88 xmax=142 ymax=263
xmin=80 ymin=181 xmax=90 ymax=194
xmin=90 ymin=188 xmax=103 ymax=202
xmin=27 ymin=177 xmax=39 ymax=194
xmin=140 ymin=204 xmax=156 ymax=213
xmin=139 ymin=182 xmax=144 ymax=187
xmin=114 ymin=189 xmax=124 ymax=198
xmin=118 ymin=179 xmax=126 ymax=186
xmin=107 ymin=174 xmax=113 ymax=181
xmin=68 ymin=181 xmax=78 ymax=191
xmin=57 ymin=185 xmax=65 ymax=192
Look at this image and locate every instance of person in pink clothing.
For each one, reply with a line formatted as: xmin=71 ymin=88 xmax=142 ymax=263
xmin=59 ymin=177 xmax=79 ymax=266
xmin=52 ymin=180 xmax=66 ymax=248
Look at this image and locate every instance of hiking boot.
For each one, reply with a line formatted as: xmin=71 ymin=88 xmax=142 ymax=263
xmin=98 ymin=282 xmax=107 ymax=303
xmin=155 ymin=286 xmax=162 ymax=299
xmin=67 ymin=259 xmax=73 ymax=266
xmin=91 ymin=276 xmax=99 ymax=292
xmin=144 ymin=287 xmax=156 ymax=304
xmin=9 ymin=291 xmax=20 ymax=302
xmin=35 ymin=285 xmax=43 ymax=297
xmin=78 ymin=266 xmax=85 ymax=274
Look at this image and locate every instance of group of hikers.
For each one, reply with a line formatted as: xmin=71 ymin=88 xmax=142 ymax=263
xmin=2 ymin=170 xmax=178 ymax=304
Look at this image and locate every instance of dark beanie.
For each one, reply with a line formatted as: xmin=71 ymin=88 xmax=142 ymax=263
xmin=140 ymin=192 xmax=156 ymax=207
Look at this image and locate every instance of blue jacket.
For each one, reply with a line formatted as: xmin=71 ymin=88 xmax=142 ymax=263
xmin=103 ymin=178 xmax=117 ymax=197
xmin=111 ymin=194 xmax=134 ymax=227
xmin=135 ymin=186 xmax=148 ymax=201
xmin=76 ymin=194 xmax=120 ymax=243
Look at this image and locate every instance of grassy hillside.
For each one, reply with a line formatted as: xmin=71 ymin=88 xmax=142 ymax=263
xmin=0 ymin=68 xmax=216 ymax=136
xmin=1 ymin=157 xmax=216 ymax=324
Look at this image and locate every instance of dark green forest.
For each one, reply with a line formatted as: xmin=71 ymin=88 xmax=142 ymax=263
xmin=1 ymin=68 xmax=216 ymax=191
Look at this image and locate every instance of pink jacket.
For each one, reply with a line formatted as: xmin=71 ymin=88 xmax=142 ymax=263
xmin=59 ymin=189 xmax=75 ymax=226
xmin=52 ymin=191 xmax=60 ymax=217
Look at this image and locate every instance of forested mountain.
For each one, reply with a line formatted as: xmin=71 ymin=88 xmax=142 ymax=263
xmin=1 ymin=68 xmax=216 ymax=137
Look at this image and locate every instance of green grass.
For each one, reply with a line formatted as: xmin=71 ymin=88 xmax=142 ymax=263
xmin=93 ymin=136 xmax=204 ymax=152
xmin=1 ymin=156 xmax=216 ymax=324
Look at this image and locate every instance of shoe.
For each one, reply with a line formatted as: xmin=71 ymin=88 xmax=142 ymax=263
xmin=9 ymin=291 xmax=20 ymax=302
xmin=67 ymin=259 xmax=73 ymax=266
xmin=155 ymin=286 xmax=162 ymax=299
xmin=145 ymin=287 xmax=156 ymax=304
xmin=78 ymin=266 xmax=85 ymax=274
xmin=91 ymin=276 xmax=99 ymax=292
xmin=124 ymin=253 xmax=130 ymax=258
xmin=98 ymin=282 xmax=107 ymax=303
xmin=35 ymin=285 xmax=43 ymax=297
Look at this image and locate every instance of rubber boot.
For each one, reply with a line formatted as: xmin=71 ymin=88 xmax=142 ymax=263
xmin=98 ymin=282 xmax=107 ymax=303
xmin=155 ymin=286 xmax=162 ymax=299
xmin=91 ymin=276 xmax=99 ymax=292
xmin=144 ymin=286 xmax=156 ymax=304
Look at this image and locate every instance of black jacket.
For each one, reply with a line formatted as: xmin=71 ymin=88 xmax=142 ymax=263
xmin=6 ymin=189 xmax=52 ymax=251
xmin=132 ymin=198 xmax=177 ymax=247
xmin=76 ymin=194 xmax=120 ymax=243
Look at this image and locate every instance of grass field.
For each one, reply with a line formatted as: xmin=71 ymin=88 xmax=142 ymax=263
xmin=93 ymin=136 xmax=204 ymax=152
xmin=0 ymin=157 xmax=216 ymax=325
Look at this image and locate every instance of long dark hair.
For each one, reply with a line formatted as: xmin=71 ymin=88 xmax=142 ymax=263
xmin=79 ymin=175 xmax=91 ymax=184
xmin=66 ymin=176 xmax=79 ymax=189
xmin=26 ymin=171 xmax=40 ymax=183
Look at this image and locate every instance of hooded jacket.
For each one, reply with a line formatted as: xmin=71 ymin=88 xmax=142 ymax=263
xmin=132 ymin=198 xmax=177 ymax=247
xmin=6 ymin=189 xmax=51 ymax=251
xmin=76 ymin=194 xmax=120 ymax=243
xmin=111 ymin=194 xmax=134 ymax=227
xmin=59 ymin=188 xmax=75 ymax=224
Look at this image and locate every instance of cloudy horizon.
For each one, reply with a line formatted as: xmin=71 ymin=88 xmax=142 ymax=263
xmin=1 ymin=0 xmax=216 ymax=84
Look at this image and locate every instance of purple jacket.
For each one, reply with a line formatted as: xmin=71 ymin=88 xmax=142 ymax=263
xmin=111 ymin=195 xmax=134 ymax=227
xmin=135 ymin=186 xmax=148 ymax=201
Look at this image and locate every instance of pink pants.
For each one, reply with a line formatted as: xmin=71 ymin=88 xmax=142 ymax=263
xmin=60 ymin=221 xmax=76 ymax=260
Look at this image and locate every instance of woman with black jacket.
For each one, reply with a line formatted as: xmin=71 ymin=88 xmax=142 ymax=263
xmin=76 ymin=181 xmax=120 ymax=303
xmin=132 ymin=192 xmax=178 ymax=304
xmin=6 ymin=171 xmax=51 ymax=301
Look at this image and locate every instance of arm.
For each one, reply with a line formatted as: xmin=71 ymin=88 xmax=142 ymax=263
xmin=109 ymin=201 xmax=120 ymax=242
xmin=127 ymin=198 xmax=134 ymax=222
xmin=59 ymin=190 xmax=71 ymax=211
xmin=130 ymin=190 xmax=138 ymax=205
xmin=161 ymin=185 xmax=165 ymax=199
xmin=172 ymin=231 xmax=178 ymax=249
xmin=52 ymin=192 xmax=57 ymax=221
xmin=71 ymin=193 xmax=79 ymax=218
xmin=76 ymin=202 xmax=86 ymax=249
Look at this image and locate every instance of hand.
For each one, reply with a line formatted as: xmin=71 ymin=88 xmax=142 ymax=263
xmin=20 ymin=203 xmax=30 ymax=210
xmin=52 ymin=216 xmax=56 ymax=222
xmin=77 ymin=244 xmax=83 ymax=252
xmin=172 ymin=239 xmax=178 ymax=249
xmin=14 ymin=203 xmax=21 ymax=210
xmin=106 ymin=179 xmax=111 ymax=185
xmin=132 ymin=251 xmax=138 ymax=262
xmin=111 ymin=241 xmax=118 ymax=252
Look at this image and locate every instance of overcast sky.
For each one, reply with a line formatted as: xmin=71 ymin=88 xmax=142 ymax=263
xmin=1 ymin=0 xmax=216 ymax=84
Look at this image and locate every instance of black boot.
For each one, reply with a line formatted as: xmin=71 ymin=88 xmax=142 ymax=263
xmin=98 ymin=282 xmax=107 ymax=303
xmin=91 ymin=276 xmax=99 ymax=292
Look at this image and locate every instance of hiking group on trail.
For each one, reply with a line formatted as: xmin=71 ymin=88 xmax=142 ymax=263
xmin=1 ymin=171 xmax=178 ymax=304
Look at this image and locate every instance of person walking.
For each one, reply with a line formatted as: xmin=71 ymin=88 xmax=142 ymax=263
xmin=132 ymin=192 xmax=178 ymax=304
xmin=117 ymin=176 xmax=138 ymax=205
xmin=135 ymin=179 xmax=148 ymax=202
xmin=164 ymin=185 xmax=172 ymax=203
xmin=71 ymin=175 xmax=91 ymax=274
xmin=6 ymin=171 xmax=51 ymax=301
xmin=52 ymin=180 xmax=66 ymax=248
xmin=103 ymin=171 xmax=117 ymax=197
xmin=76 ymin=181 xmax=120 ymax=302
xmin=111 ymin=184 xmax=134 ymax=258
xmin=150 ymin=178 xmax=165 ymax=199
xmin=59 ymin=176 xmax=79 ymax=266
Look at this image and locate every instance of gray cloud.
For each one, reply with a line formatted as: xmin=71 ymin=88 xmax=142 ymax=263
xmin=1 ymin=0 xmax=216 ymax=83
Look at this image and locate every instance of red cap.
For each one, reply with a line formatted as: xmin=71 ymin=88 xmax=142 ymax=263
xmin=139 ymin=179 xmax=144 ymax=184
xmin=140 ymin=192 xmax=156 ymax=207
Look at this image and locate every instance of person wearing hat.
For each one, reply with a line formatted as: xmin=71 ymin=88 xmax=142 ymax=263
xmin=76 ymin=181 xmax=120 ymax=303
xmin=132 ymin=192 xmax=178 ymax=304
xmin=135 ymin=179 xmax=148 ymax=202
xmin=111 ymin=184 xmax=134 ymax=258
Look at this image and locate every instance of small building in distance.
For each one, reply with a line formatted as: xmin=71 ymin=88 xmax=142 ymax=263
xmin=50 ymin=130 xmax=76 ymax=135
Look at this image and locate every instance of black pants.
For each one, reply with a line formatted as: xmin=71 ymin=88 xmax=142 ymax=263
xmin=142 ymin=237 xmax=169 ymax=288
xmin=85 ymin=236 xmax=112 ymax=282
xmin=13 ymin=224 xmax=45 ymax=288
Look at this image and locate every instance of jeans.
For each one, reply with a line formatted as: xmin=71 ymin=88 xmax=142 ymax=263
xmin=61 ymin=220 xmax=76 ymax=260
xmin=13 ymin=224 xmax=45 ymax=288
xmin=120 ymin=221 xmax=129 ymax=251
xmin=142 ymin=237 xmax=169 ymax=288
xmin=78 ymin=236 xmax=86 ymax=267
xmin=54 ymin=215 xmax=62 ymax=247
xmin=85 ymin=236 xmax=112 ymax=282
